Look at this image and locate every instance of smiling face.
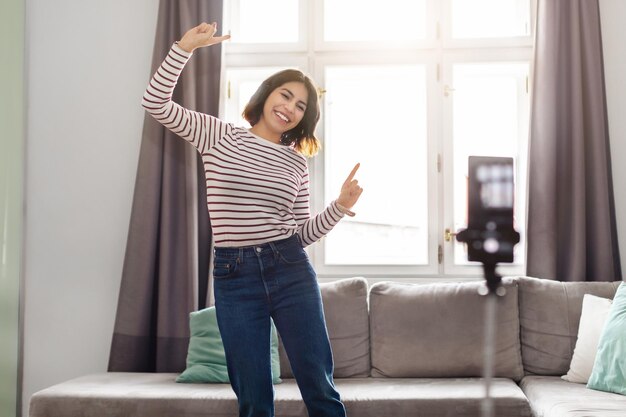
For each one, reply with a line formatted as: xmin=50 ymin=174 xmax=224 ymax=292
xmin=259 ymin=81 xmax=309 ymax=138
xmin=243 ymin=69 xmax=321 ymax=153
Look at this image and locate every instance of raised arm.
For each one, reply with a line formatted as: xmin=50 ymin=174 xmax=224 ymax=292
xmin=141 ymin=22 xmax=231 ymax=153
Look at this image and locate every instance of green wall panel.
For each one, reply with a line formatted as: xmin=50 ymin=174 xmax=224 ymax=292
xmin=0 ymin=0 xmax=25 ymax=416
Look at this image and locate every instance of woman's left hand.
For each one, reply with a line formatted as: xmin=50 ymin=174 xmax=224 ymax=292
xmin=336 ymin=163 xmax=363 ymax=210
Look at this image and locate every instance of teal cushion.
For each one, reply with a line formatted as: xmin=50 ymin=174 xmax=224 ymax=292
xmin=176 ymin=307 xmax=282 ymax=384
xmin=587 ymin=282 xmax=626 ymax=395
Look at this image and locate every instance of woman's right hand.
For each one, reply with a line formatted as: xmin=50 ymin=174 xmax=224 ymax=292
xmin=178 ymin=22 xmax=230 ymax=53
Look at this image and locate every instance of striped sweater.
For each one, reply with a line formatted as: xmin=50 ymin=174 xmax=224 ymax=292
xmin=142 ymin=43 xmax=345 ymax=248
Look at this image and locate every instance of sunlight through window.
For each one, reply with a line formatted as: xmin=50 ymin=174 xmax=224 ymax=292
xmin=324 ymin=0 xmax=426 ymax=42
xmin=231 ymin=0 xmax=299 ymax=43
xmin=324 ymin=66 xmax=428 ymax=265
xmin=452 ymin=0 xmax=530 ymax=38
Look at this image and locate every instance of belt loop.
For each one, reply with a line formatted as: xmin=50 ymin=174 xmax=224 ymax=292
xmin=237 ymin=248 xmax=243 ymax=264
xmin=267 ymin=240 xmax=279 ymax=260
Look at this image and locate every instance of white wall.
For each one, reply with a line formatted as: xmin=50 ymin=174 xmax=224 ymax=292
xmin=600 ymin=0 xmax=626 ymax=276
xmin=22 ymin=0 xmax=159 ymax=415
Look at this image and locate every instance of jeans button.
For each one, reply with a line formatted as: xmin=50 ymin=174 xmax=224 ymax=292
xmin=256 ymin=247 xmax=262 ymax=253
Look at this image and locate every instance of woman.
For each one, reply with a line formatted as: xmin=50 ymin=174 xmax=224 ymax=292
xmin=142 ymin=22 xmax=362 ymax=417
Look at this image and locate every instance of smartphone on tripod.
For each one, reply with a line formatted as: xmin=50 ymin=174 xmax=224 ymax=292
xmin=455 ymin=156 xmax=521 ymax=417
xmin=457 ymin=156 xmax=519 ymax=266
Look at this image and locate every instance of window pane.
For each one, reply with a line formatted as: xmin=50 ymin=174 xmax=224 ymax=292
xmin=324 ymin=66 xmax=428 ymax=265
xmin=451 ymin=63 xmax=528 ymax=265
xmin=231 ymin=0 xmax=299 ymax=43
xmin=324 ymin=0 xmax=426 ymax=42
xmin=451 ymin=0 xmax=530 ymax=38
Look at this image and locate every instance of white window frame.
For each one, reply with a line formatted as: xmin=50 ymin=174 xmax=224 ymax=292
xmin=221 ymin=0 xmax=535 ymax=280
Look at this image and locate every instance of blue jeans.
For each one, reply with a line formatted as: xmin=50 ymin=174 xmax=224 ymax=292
xmin=213 ymin=233 xmax=346 ymax=417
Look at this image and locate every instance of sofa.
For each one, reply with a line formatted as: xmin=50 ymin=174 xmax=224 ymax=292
xmin=29 ymin=276 xmax=626 ymax=417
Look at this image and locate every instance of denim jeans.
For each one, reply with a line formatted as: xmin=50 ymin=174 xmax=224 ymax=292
xmin=213 ymin=233 xmax=346 ymax=417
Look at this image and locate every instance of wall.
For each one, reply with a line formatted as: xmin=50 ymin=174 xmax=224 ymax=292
xmin=22 ymin=0 xmax=159 ymax=415
xmin=600 ymin=0 xmax=626 ymax=276
xmin=1 ymin=0 xmax=25 ymax=416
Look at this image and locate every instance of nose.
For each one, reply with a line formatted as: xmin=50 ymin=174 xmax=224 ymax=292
xmin=284 ymin=100 xmax=296 ymax=114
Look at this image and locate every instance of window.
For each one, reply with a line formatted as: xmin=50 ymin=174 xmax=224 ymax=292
xmin=448 ymin=62 xmax=529 ymax=271
xmin=323 ymin=65 xmax=429 ymax=266
xmin=222 ymin=0 xmax=533 ymax=279
xmin=323 ymin=0 xmax=427 ymax=42
xmin=450 ymin=0 xmax=530 ymax=39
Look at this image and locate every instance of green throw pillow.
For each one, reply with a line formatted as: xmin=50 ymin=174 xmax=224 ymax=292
xmin=176 ymin=306 xmax=282 ymax=384
xmin=587 ymin=282 xmax=626 ymax=395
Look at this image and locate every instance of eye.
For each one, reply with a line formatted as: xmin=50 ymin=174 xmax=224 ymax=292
xmin=297 ymin=105 xmax=306 ymax=112
xmin=280 ymin=92 xmax=289 ymax=99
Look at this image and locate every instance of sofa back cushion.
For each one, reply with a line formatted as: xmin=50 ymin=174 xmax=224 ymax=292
xmin=279 ymin=277 xmax=370 ymax=378
xmin=369 ymin=278 xmax=524 ymax=381
xmin=517 ymin=276 xmax=621 ymax=375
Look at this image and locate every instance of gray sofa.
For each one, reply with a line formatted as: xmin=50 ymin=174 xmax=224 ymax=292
xmin=29 ymin=276 xmax=626 ymax=417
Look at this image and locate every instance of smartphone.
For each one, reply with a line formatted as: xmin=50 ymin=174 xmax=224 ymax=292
xmin=457 ymin=156 xmax=520 ymax=264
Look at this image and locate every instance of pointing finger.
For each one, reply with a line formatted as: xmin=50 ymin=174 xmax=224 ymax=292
xmin=343 ymin=163 xmax=360 ymax=186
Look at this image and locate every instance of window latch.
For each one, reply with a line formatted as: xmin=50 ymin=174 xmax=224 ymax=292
xmin=444 ymin=228 xmax=458 ymax=242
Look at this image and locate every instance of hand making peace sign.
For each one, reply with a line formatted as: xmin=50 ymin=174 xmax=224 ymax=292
xmin=336 ymin=163 xmax=363 ymax=212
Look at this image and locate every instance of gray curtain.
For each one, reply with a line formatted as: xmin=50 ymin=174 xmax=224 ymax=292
xmin=108 ymin=0 xmax=223 ymax=372
xmin=527 ymin=0 xmax=621 ymax=282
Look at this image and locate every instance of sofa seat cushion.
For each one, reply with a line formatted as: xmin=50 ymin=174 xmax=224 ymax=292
xmin=336 ymin=377 xmax=532 ymax=417
xmin=30 ymin=373 xmax=531 ymax=417
xmin=520 ymin=375 xmax=626 ymax=417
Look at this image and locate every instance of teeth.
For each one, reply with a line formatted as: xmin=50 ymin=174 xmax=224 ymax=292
xmin=275 ymin=111 xmax=289 ymax=122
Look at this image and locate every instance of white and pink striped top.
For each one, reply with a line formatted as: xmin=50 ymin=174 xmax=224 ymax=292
xmin=142 ymin=43 xmax=345 ymax=247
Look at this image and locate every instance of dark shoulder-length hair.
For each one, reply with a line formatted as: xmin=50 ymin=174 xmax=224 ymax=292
xmin=242 ymin=69 xmax=321 ymax=157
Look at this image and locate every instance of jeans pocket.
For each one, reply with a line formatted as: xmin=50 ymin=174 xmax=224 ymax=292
xmin=276 ymin=243 xmax=309 ymax=264
xmin=213 ymin=258 xmax=238 ymax=279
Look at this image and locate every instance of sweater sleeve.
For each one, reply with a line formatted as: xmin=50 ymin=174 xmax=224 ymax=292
xmin=294 ymin=164 xmax=345 ymax=247
xmin=141 ymin=43 xmax=230 ymax=153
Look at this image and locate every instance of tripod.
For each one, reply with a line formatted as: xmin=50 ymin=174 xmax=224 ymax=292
xmin=455 ymin=155 xmax=520 ymax=416
xmin=479 ymin=262 xmax=505 ymax=417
